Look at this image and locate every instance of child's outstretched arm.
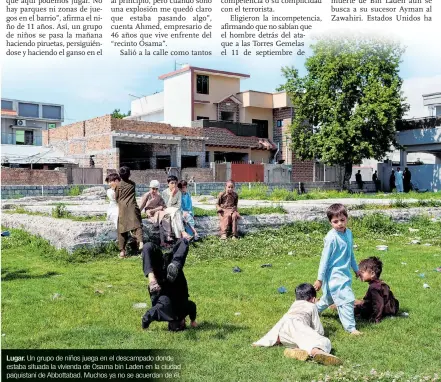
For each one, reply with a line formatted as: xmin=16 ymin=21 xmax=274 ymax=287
xmin=311 ymin=305 xmax=325 ymax=335
xmin=315 ymin=237 xmax=334 ymax=291
xmin=349 ymin=231 xmax=359 ymax=276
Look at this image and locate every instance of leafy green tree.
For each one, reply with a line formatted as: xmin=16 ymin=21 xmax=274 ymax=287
xmin=111 ymin=109 xmax=131 ymax=119
xmin=278 ymin=37 xmax=409 ymax=188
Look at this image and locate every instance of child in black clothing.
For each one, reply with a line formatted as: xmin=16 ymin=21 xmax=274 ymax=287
xmin=355 ymin=257 xmax=399 ymax=323
xmin=141 ymin=239 xmax=197 ymax=331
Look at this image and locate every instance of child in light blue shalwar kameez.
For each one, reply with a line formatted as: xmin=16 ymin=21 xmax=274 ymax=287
xmin=314 ymin=204 xmax=362 ymax=335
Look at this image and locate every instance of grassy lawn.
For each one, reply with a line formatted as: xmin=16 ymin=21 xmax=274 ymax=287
xmin=234 ymin=185 xmax=441 ymax=202
xmin=1 ymin=216 xmax=441 ymax=381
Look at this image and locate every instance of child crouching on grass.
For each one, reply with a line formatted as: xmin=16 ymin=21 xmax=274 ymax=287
xmin=253 ymin=283 xmax=342 ymax=366
xmin=355 ymin=256 xmax=399 ymax=323
xmin=216 ymin=180 xmax=241 ymax=240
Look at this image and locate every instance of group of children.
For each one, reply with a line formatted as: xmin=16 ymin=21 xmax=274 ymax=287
xmin=106 ymin=168 xmax=400 ymax=366
xmin=106 ymin=167 xmax=243 ymax=257
xmin=253 ymin=203 xmax=399 ymax=366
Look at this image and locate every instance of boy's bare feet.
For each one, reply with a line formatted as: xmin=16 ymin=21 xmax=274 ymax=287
xmin=350 ymin=330 xmax=363 ymax=336
xmin=283 ymin=348 xmax=309 ymax=361
xmin=119 ymin=250 xmax=127 ymax=259
xmin=220 ymin=234 xmax=227 ymax=240
xmin=313 ymin=351 xmax=343 ymax=366
xmin=190 ymin=321 xmax=198 ymax=328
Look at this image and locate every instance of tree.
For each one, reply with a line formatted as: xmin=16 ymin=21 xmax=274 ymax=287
xmin=111 ymin=109 xmax=131 ymax=119
xmin=278 ymin=37 xmax=409 ymax=189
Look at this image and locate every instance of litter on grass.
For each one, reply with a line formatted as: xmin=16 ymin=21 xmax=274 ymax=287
xmin=234 ymin=312 xmax=241 ymax=316
xmin=288 ymin=251 xmax=295 ymax=256
xmin=51 ymin=293 xmax=61 ymax=300
xmin=278 ymin=286 xmax=287 ymax=294
xmin=261 ymin=264 xmax=272 ymax=268
xmin=1 ymin=231 xmax=10 ymax=237
xmin=418 ymin=273 xmax=426 ymax=279
xmin=133 ymin=303 xmax=147 ymax=309
xmin=401 ymin=262 xmax=407 ymax=265
xmin=376 ymin=245 xmax=388 ymax=251
xmin=410 ymin=240 xmax=421 ymax=245
xmin=408 ymin=228 xmax=420 ymax=233
xmin=233 ymin=266 xmax=242 ymax=273
xmin=423 ymin=283 xmax=430 ymax=289
xmin=400 ymin=312 xmax=409 ymax=317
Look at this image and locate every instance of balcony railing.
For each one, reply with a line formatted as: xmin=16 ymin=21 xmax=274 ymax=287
xmin=1 ymin=133 xmax=42 ymax=146
xmin=396 ymin=116 xmax=441 ymax=131
xmin=192 ymin=119 xmax=268 ymax=138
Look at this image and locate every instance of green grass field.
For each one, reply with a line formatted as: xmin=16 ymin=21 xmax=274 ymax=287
xmin=2 ymin=215 xmax=441 ymax=381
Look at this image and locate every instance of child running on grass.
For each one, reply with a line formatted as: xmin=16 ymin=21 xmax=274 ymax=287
xmin=253 ymin=283 xmax=343 ymax=366
xmin=115 ymin=166 xmax=143 ymax=258
xmin=216 ymin=180 xmax=241 ymax=240
xmin=355 ymin=256 xmax=399 ymax=323
xmin=314 ymin=203 xmax=362 ymax=335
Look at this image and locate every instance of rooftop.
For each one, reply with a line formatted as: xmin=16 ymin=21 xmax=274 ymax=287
xmin=159 ymin=66 xmax=250 ymax=80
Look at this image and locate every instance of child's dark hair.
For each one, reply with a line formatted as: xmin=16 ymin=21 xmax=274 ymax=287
xmin=326 ymin=203 xmax=348 ymax=221
xmin=295 ymin=283 xmax=317 ymax=301
xmin=119 ymin=166 xmax=131 ymax=181
xmin=359 ymin=257 xmax=383 ymax=278
xmin=226 ymin=179 xmax=235 ymax=186
xmin=105 ymin=173 xmax=121 ymax=183
xmin=167 ymin=175 xmax=178 ymax=183
xmin=178 ymin=180 xmax=187 ymax=190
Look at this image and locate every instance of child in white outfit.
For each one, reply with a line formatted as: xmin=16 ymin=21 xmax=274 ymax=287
xmin=105 ymin=173 xmax=120 ymax=229
xmin=253 ymin=283 xmax=342 ymax=366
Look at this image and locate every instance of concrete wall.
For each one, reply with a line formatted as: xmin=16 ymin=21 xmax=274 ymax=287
xmin=130 ymin=92 xmax=164 ymax=118
xmin=378 ymin=163 xmax=441 ymax=192
xmin=164 ymin=71 xmax=192 ymax=126
xmin=1 ymin=168 xmax=68 ymax=185
xmin=1 ymin=180 xmax=379 ymax=199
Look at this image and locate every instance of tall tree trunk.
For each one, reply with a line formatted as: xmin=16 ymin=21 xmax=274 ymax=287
xmin=343 ymin=162 xmax=353 ymax=191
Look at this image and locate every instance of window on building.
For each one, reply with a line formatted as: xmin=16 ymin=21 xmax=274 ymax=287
xmin=18 ymin=102 xmax=39 ymax=118
xmin=196 ymin=75 xmax=209 ymax=94
xmin=221 ymin=111 xmax=234 ymax=121
xmin=277 ymin=119 xmax=283 ymax=127
xmin=197 ymin=116 xmax=209 ymax=120
xmin=252 ymin=119 xmax=269 ymax=138
xmin=42 ymin=105 xmax=62 ymax=119
xmin=15 ymin=130 xmax=25 ymax=144
xmin=1 ymin=100 xmax=13 ymax=110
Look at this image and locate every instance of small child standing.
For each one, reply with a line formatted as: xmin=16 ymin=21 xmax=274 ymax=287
xmin=105 ymin=173 xmax=121 ymax=229
xmin=314 ymin=203 xmax=362 ymax=335
xmin=216 ymin=180 xmax=241 ymax=240
xmin=355 ymin=257 xmax=399 ymax=323
xmin=253 ymin=283 xmax=342 ymax=366
xmin=115 ymin=166 xmax=143 ymax=258
xmin=178 ymin=180 xmax=199 ymax=240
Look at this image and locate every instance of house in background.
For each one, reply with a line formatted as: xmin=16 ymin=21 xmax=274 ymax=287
xmin=1 ymin=98 xmax=69 ymax=169
xmin=126 ymin=65 xmax=295 ymax=167
xmin=1 ymin=98 xmax=64 ymax=146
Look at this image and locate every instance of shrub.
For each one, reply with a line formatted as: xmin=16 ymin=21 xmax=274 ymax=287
xmin=52 ymin=203 xmax=71 ymax=219
xmin=68 ymin=186 xmax=81 ymax=196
